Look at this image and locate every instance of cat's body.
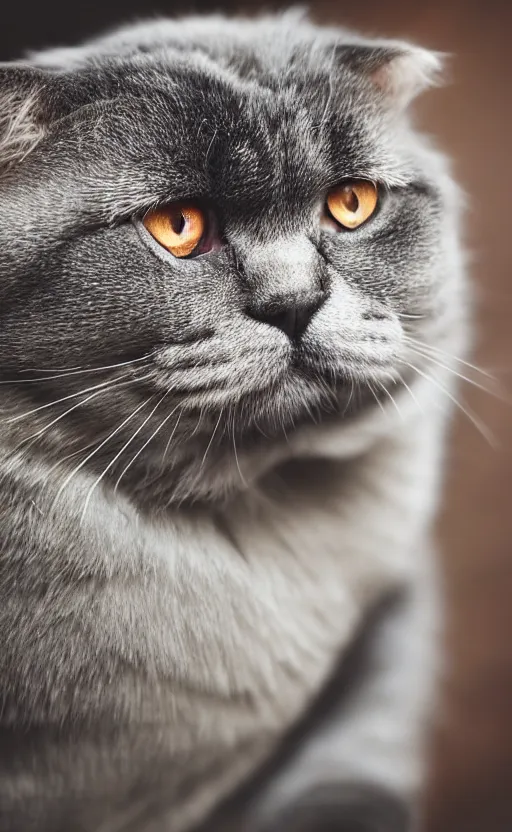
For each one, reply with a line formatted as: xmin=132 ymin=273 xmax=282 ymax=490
xmin=0 ymin=11 xmax=465 ymax=832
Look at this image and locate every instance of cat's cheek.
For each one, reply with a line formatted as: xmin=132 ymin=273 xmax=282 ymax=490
xmin=300 ymin=286 xmax=404 ymax=380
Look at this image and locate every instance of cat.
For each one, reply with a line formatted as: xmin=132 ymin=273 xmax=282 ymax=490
xmin=0 ymin=9 xmax=467 ymax=832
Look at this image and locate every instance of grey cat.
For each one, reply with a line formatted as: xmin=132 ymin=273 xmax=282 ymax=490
xmin=0 ymin=9 xmax=466 ymax=832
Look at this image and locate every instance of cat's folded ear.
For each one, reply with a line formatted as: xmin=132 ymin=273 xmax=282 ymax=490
xmin=0 ymin=64 xmax=72 ymax=173
xmin=338 ymin=40 xmax=445 ymax=110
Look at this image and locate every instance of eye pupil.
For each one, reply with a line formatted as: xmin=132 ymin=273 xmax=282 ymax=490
xmin=342 ymin=187 xmax=359 ymax=213
xmin=170 ymin=210 xmax=186 ymax=235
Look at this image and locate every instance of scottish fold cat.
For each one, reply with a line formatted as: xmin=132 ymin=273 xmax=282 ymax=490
xmin=0 ymin=10 xmax=466 ymax=831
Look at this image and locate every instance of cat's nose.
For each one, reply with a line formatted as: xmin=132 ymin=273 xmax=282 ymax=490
xmin=240 ymin=236 xmax=326 ymax=341
xmin=247 ymin=292 xmax=324 ymax=340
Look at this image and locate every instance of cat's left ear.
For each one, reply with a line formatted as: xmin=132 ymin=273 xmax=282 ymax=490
xmin=0 ymin=63 xmax=72 ymax=173
xmin=339 ymin=41 xmax=445 ymax=110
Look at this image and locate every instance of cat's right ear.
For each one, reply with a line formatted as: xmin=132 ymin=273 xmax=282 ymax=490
xmin=0 ymin=64 xmax=66 ymax=173
xmin=337 ymin=40 xmax=445 ymax=111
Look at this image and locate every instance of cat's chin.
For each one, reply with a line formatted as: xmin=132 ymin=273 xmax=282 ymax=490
xmin=106 ymin=367 xmax=382 ymax=509
xmin=138 ymin=373 xmax=393 ymax=504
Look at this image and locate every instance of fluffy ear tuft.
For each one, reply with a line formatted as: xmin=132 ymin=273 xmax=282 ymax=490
xmin=370 ymin=45 xmax=444 ymax=109
xmin=0 ymin=65 xmax=50 ymax=173
xmin=339 ymin=41 xmax=445 ymax=110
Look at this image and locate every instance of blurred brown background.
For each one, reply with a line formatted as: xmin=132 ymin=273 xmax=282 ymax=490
xmin=3 ymin=1 xmax=512 ymax=829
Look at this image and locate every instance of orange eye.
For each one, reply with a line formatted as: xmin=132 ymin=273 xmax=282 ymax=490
xmin=143 ymin=202 xmax=205 ymax=257
xmin=326 ymin=181 xmax=379 ymax=230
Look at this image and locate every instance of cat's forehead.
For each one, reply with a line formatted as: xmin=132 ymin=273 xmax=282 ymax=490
xmin=83 ymin=51 xmax=390 ymax=224
xmin=28 ymin=18 xmax=421 ymax=231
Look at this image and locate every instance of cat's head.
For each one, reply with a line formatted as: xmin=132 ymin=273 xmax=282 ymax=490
xmin=0 ymin=12 xmax=463 ymax=505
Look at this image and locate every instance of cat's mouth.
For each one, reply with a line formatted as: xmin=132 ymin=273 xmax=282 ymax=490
xmin=145 ymin=353 xmax=397 ymax=443
xmin=149 ymin=298 xmax=404 ymax=417
xmin=141 ymin=305 xmax=407 ymax=440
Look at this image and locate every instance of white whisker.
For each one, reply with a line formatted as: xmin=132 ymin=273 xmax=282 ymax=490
xmin=2 ymin=354 xmax=151 ymax=385
xmin=396 ymin=371 xmax=424 ymax=415
xmin=114 ymin=402 xmax=183 ymax=492
xmin=41 ymin=440 xmax=100 ymax=484
xmin=190 ymin=406 xmax=205 ymax=438
xmin=5 ymin=371 xmax=152 ymax=424
xmin=80 ymin=393 xmax=166 ymax=521
xmin=51 ymin=395 xmax=153 ymax=510
xmin=20 ymin=354 xmax=151 ymax=375
xmin=404 ymin=336 xmax=496 ymax=381
xmin=162 ymin=409 xmax=183 ymax=464
xmin=380 ymin=379 xmax=404 ymax=421
xmin=12 ymin=388 xmax=111 ymax=454
xmin=368 ymin=381 xmax=386 ymax=415
xmin=200 ymin=409 xmax=223 ymax=470
xmin=230 ymin=411 xmax=247 ymax=488
xmin=402 ymin=359 xmax=497 ymax=447
xmin=406 ymin=343 xmax=505 ymax=400
xmin=342 ymin=374 xmax=355 ymax=416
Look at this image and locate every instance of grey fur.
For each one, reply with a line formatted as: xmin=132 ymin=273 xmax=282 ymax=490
xmin=0 ymin=10 xmax=466 ymax=832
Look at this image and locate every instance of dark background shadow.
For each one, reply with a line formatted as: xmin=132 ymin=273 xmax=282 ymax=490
xmin=2 ymin=2 xmax=512 ymax=831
